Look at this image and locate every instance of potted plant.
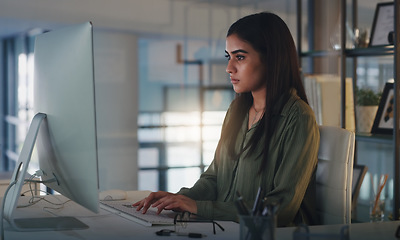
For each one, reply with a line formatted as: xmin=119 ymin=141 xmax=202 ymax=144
xmin=356 ymin=87 xmax=381 ymax=133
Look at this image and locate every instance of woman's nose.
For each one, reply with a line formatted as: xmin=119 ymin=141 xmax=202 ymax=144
xmin=226 ymin=61 xmax=235 ymax=74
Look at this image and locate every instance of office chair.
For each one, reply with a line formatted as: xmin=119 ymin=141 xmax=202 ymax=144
xmin=316 ymin=125 xmax=355 ymax=225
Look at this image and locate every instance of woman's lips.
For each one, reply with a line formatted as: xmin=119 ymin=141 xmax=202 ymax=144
xmin=230 ymin=78 xmax=239 ymax=84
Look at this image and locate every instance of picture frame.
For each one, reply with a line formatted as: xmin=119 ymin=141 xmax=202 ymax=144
xmin=369 ymin=2 xmax=394 ymax=47
xmin=371 ymin=82 xmax=394 ymax=134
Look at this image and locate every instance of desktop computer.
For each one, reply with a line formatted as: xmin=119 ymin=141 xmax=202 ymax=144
xmin=2 ymin=22 xmax=99 ymax=231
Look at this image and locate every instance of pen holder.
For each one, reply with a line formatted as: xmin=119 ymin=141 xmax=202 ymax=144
xmin=369 ymin=199 xmax=385 ymax=222
xmin=239 ymin=215 xmax=276 ymax=240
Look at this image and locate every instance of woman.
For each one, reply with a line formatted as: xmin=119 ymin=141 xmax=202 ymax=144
xmin=134 ymin=12 xmax=320 ymax=227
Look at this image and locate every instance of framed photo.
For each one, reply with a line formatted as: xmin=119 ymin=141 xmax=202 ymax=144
xmin=371 ymin=82 xmax=394 ymax=134
xmin=369 ymin=2 xmax=394 ymax=47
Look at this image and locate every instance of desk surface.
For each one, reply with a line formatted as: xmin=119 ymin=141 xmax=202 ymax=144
xmin=4 ymin=191 xmax=400 ymax=240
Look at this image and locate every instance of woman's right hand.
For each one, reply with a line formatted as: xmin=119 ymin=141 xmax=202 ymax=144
xmin=132 ymin=191 xmax=197 ymax=215
xmin=132 ymin=191 xmax=172 ymax=214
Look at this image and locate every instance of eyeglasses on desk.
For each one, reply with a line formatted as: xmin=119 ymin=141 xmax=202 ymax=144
xmin=155 ymin=211 xmax=225 ymax=238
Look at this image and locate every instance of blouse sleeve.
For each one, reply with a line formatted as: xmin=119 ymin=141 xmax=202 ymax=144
xmin=177 ymin=145 xmax=239 ymax=221
xmin=177 ymin=159 xmax=218 ymax=201
xmin=178 ymin=162 xmax=239 ymax=221
xmin=177 ymin=105 xmax=240 ymax=220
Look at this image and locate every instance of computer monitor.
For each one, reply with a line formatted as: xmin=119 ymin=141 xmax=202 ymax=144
xmin=2 ymin=22 xmax=99 ymax=231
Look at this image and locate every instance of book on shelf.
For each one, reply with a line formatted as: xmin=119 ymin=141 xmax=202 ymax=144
xmin=303 ymin=74 xmax=355 ymax=131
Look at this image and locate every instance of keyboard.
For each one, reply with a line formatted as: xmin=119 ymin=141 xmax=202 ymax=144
xmin=100 ymin=201 xmax=176 ymax=227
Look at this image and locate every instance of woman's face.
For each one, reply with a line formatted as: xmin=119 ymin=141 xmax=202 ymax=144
xmin=225 ymin=34 xmax=266 ymax=94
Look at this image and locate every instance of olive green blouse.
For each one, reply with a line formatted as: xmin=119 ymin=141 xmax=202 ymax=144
xmin=177 ymin=90 xmax=320 ymax=227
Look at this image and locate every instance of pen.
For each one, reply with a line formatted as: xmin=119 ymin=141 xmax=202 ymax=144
xmin=262 ymin=198 xmax=281 ymax=217
xmin=235 ymin=191 xmax=250 ymax=215
xmin=252 ymin=187 xmax=264 ymax=216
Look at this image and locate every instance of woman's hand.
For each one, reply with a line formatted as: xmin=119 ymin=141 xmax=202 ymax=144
xmin=132 ymin=191 xmax=197 ymax=215
xmin=133 ymin=191 xmax=170 ymax=214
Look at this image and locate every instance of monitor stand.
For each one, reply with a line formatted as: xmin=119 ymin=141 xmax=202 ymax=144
xmin=13 ymin=217 xmax=88 ymax=231
xmin=2 ymin=113 xmax=89 ymax=232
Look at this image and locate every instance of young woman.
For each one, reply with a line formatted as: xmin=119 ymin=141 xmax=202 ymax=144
xmin=134 ymin=12 xmax=320 ymax=227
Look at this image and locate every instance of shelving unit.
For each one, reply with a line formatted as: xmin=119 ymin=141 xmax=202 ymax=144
xmin=297 ymin=0 xmax=400 ymax=221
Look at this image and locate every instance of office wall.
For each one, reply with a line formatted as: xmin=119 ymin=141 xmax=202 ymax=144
xmin=0 ymin=0 xmax=247 ymax=39
xmin=0 ymin=0 xmax=298 ymax=191
xmin=94 ymin=30 xmax=138 ymax=191
xmin=0 ymin=0 xmax=299 ymax=40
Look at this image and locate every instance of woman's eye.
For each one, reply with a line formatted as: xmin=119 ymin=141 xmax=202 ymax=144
xmin=236 ymin=55 xmax=245 ymax=60
xmin=224 ymin=54 xmax=231 ymax=60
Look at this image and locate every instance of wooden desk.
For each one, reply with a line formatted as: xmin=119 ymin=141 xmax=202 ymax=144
xmin=4 ymin=191 xmax=237 ymax=240
xmin=3 ymin=191 xmax=400 ymax=240
xmin=277 ymin=222 xmax=399 ymax=240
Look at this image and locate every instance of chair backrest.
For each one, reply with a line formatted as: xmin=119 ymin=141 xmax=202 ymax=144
xmin=316 ymin=125 xmax=355 ymax=225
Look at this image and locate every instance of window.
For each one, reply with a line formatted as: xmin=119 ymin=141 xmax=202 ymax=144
xmin=137 ymin=38 xmax=233 ymax=192
xmin=1 ymin=34 xmax=37 ymax=172
xmin=1 ymin=34 xmax=233 ymax=193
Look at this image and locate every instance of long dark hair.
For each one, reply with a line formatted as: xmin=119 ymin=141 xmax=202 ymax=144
xmin=220 ymin=12 xmax=309 ymax=172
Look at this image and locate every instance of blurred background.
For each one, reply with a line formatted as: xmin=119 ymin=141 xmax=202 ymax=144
xmin=0 ymin=2 xmax=390 ymax=223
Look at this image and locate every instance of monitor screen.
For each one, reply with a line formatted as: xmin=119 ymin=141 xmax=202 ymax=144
xmin=34 ymin=21 xmax=99 ymax=213
xmin=3 ymin=22 xmax=99 ymax=230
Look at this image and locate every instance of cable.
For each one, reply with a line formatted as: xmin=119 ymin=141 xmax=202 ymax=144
xmin=1 ymin=180 xmax=17 ymax=240
xmin=42 ymin=199 xmax=72 ymax=217
xmin=0 ymin=173 xmax=70 ymax=239
xmin=0 ymin=173 xmax=38 ymax=240
xmin=18 ymin=173 xmax=70 ymax=210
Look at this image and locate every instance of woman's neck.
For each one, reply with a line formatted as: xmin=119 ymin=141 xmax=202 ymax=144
xmin=251 ymin=88 xmax=266 ymax=111
xmin=248 ymin=89 xmax=266 ymax=130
